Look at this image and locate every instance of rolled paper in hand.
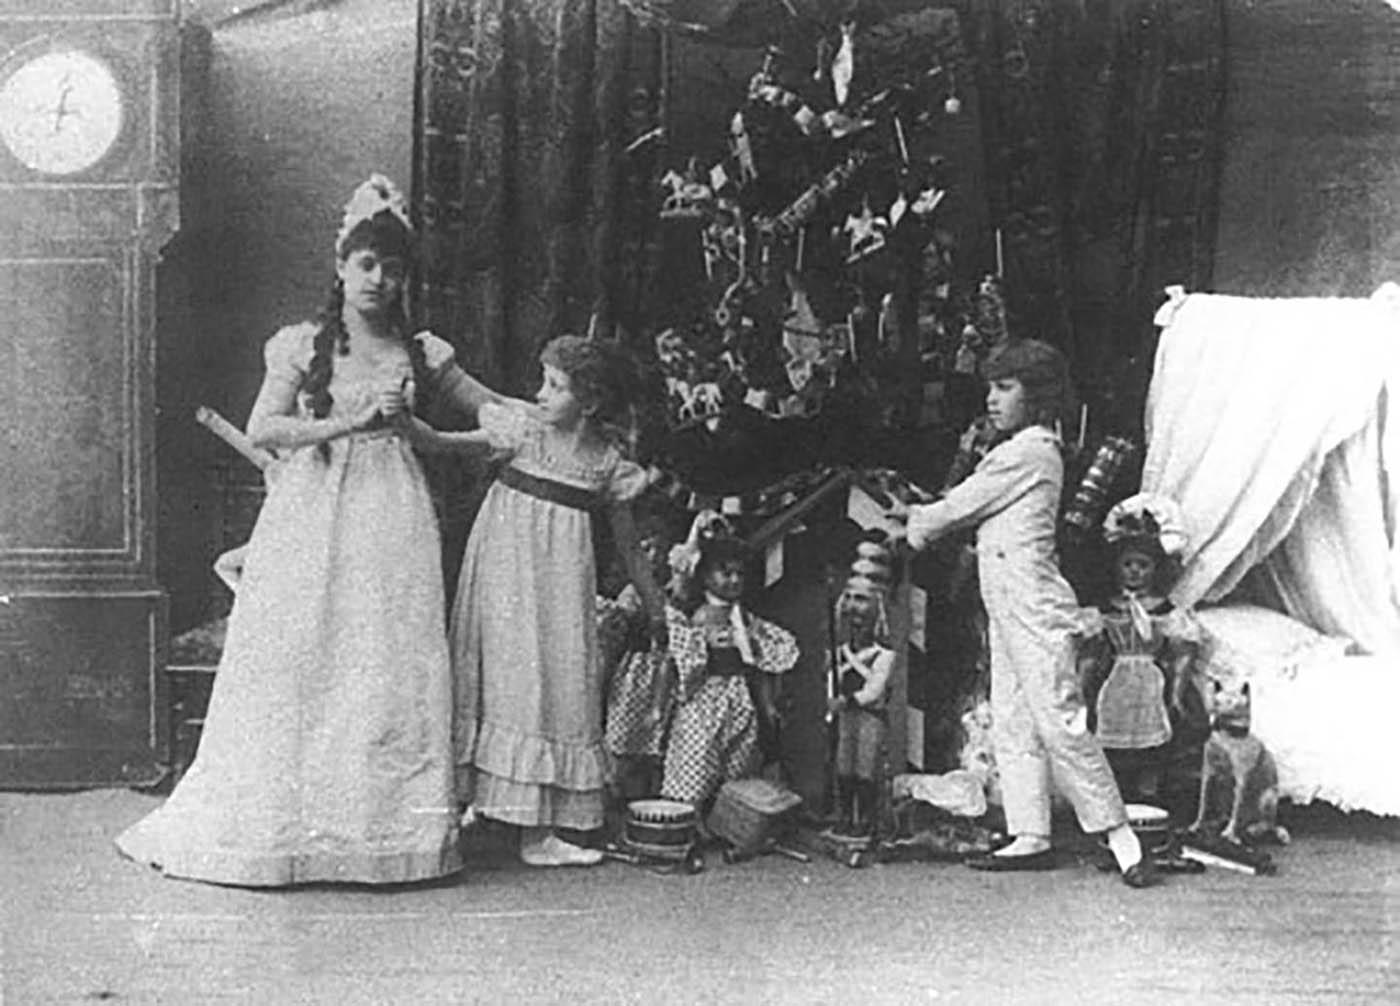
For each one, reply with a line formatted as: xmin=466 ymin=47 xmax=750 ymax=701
xmin=195 ymin=406 xmax=274 ymax=471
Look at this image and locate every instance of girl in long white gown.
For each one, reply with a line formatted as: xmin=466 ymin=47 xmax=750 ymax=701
xmin=116 ymin=176 xmax=501 ymax=887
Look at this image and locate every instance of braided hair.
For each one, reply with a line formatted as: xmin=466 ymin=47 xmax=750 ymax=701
xmin=300 ymin=212 xmax=428 ymax=460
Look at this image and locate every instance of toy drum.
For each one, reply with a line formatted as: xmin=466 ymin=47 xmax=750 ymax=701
xmin=624 ymin=799 xmax=697 ymax=850
xmin=1125 ymin=803 xmax=1171 ymax=853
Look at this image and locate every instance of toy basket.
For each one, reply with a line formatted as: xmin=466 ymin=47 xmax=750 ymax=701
xmin=706 ymin=778 xmax=802 ymax=856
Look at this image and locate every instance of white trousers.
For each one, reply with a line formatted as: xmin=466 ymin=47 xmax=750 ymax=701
xmin=991 ymin=629 xmax=1127 ymax=838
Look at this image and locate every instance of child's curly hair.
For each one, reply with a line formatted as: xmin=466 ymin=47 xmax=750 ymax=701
xmin=540 ymin=334 xmax=636 ymax=433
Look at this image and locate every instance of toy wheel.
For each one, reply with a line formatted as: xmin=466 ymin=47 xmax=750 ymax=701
xmin=684 ymin=849 xmax=706 ymax=875
xmin=846 ymin=849 xmax=870 ymax=869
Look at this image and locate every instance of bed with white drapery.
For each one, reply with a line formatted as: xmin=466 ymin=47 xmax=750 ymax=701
xmin=1140 ymin=285 xmax=1400 ymax=816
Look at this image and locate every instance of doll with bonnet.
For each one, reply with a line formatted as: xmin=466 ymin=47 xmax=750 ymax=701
xmin=1077 ymin=493 xmax=1204 ymax=802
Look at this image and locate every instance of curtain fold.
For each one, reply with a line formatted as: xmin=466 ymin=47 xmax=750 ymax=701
xmin=960 ymin=0 xmax=1226 ymax=431
xmin=414 ymin=0 xmax=656 ymax=394
xmin=1142 ymin=290 xmax=1400 ymax=655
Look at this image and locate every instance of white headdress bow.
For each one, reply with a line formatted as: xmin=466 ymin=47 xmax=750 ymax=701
xmin=335 ymin=173 xmax=412 ymax=256
xmin=1102 ymin=492 xmax=1189 ymax=557
xmin=667 ymin=510 xmax=731 ymax=582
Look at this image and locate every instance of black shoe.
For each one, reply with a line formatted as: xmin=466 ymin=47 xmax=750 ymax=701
xmin=965 ymin=848 xmax=1057 ymax=872
xmin=1120 ymin=857 xmax=1158 ymax=888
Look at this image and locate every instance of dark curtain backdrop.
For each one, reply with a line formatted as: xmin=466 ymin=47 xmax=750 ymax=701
xmin=413 ymin=0 xmax=663 ymax=396
xmin=959 ymin=0 xmax=1226 ymax=433
xmin=414 ymin=0 xmax=1227 ymax=431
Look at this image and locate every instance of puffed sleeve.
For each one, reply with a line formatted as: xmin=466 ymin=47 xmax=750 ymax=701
xmin=263 ymin=323 xmax=315 ymax=388
xmin=749 ymin=615 xmax=800 ymax=676
xmin=477 ymin=400 xmax=535 ymax=455
xmin=906 ymin=431 xmax=1056 ymax=549
xmin=425 ymin=334 xmax=503 ymax=419
xmin=605 ymin=457 xmax=651 ymax=503
xmin=413 ymin=331 xmax=456 ymax=381
xmin=248 ymin=324 xmax=316 ymax=428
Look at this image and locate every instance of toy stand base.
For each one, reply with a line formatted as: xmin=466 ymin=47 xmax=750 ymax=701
xmin=719 ymin=839 xmax=811 ymax=865
xmin=602 ymin=840 xmax=706 ymax=876
xmin=808 ymin=827 xmax=877 ymax=869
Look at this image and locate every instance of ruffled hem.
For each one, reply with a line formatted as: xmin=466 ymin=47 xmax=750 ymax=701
xmin=468 ymin=771 xmax=605 ymax=830
xmin=115 ymin=825 xmax=462 ymax=888
xmin=470 ymin=719 xmax=610 ymax=792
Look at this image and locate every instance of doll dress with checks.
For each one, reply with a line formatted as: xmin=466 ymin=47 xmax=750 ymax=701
xmin=1078 ymin=599 xmax=1201 ymax=750
xmin=600 ymin=585 xmax=676 ymax=759
xmin=660 ymin=606 xmax=799 ymax=806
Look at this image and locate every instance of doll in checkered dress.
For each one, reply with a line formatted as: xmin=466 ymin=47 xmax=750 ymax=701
xmin=597 ymin=512 xmax=687 ymax=801
xmin=660 ymin=519 xmax=800 ymax=810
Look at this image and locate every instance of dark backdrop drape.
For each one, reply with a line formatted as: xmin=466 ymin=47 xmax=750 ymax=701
xmin=414 ymin=0 xmax=1226 ymax=431
xmin=959 ymin=0 xmax=1226 ymax=433
xmin=413 ymin=0 xmax=661 ymax=395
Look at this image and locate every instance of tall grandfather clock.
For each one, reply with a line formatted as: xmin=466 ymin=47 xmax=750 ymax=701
xmin=0 ymin=0 xmax=178 ymax=786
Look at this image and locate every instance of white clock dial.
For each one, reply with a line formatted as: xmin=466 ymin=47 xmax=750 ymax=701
xmin=0 ymin=50 xmax=124 ymax=175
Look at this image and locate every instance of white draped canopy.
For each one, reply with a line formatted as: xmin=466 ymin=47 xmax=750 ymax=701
xmin=1141 ymin=286 xmax=1400 ymax=656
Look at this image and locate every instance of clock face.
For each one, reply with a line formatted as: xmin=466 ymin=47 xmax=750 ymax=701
xmin=0 ymin=50 xmax=124 ymax=176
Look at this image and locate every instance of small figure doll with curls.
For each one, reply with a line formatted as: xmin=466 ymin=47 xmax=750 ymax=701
xmin=1076 ymin=493 xmax=1204 ymax=803
xmin=826 ymin=540 xmax=896 ymax=837
xmin=659 ymin=514 xmax=800 ymax=812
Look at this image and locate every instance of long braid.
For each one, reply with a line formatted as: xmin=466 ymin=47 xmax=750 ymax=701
xmin=304 ymin=279 xmax=348 ymax=462
xmin=395 ymin=296 xmax=431 ymax=412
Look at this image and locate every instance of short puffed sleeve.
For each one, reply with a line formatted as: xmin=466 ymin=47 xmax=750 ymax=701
xmin=605 ymin=457 xmax=650 ymax=503
xmin=477 ymin=400 xmax=536 ymax=455
xmin=412 ymin=331 xmax=456 ymax=380
xmin=263 ymin=323 xmax=316 ymax=386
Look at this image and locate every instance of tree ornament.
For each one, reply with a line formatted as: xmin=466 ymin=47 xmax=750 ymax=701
xmin=831 ymin=21 xmax=856 ymax=107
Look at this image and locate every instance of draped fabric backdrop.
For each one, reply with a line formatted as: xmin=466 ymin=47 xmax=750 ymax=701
xmin=414 ymin=0 xmax=1227 ymax=432
xmin=413 ymin=0 xmax=661 ymax=395
xmin=959 ymin=0 xmax=1226 ymax=433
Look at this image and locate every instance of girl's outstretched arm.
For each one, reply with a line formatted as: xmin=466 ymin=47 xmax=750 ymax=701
xmin=435 ymin=363 xmax=535 ymax=422
xmin=399 ymin=415 xmax=495 ymax=454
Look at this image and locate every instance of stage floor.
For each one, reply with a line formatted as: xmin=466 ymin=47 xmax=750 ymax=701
xmin=4 ymin=789 xmax=1396 ymax=1005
